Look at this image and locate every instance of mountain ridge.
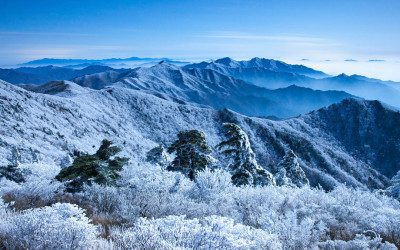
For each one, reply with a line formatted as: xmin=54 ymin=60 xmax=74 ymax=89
xmin=74 ymin=61 xmax=354 ymax=118
xmin=1 ymin=79 xmax=397 ymax=190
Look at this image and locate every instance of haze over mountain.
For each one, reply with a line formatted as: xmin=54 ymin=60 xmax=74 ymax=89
xmin=185 ymin=57 xmax=400 ymax=108
xmin=185 ymin=57 xmax=329 ymax=79
xmin=18 ymin=57 xmax=190 ymax=68
xmin=68 ymin=61 xmax=353 ymax=118
xmin=3 ymin=56 xmax=400 ymax=117
xmin=2 ymin=57 xmax=400 ymax=185
xmin=2 ymin=78 xmax=399 ymax=191
xmin=0 ymin=65 xmax=128 ymax=85
xmin=2 ymin=1 xmax=400 ymax=248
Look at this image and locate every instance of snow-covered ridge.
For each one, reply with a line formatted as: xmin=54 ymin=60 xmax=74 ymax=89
xmin=72 ymin=61 xmax=353 ymax=118
xmin=22 ymin=80 xmax=92 ymax=97
xmin=0 ymin=79 xmax=397 ymax=189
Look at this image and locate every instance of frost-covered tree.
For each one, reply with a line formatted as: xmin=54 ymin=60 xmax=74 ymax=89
xmin=217 ymin=123 xmax=274 ymax=186
xmin=274 ymin=150 xmax=309 ymax=188
xmin=56 ymin=139 xmax=129 ymax=192
xmin=9 ymin=146 xmax=22 ymax=167
xmin=167 ymin=130 xmax=215 ymax=180
xmin=146 ymin=145 xmax=171 ymax=167
xmin=387 ymin=170 xmax=400 ymax=200
xmin=0 ymin=163 xmax=64 ymax=209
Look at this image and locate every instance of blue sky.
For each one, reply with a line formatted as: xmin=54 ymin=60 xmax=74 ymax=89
xmin=1 ymin=0 xmax=399 ymax=79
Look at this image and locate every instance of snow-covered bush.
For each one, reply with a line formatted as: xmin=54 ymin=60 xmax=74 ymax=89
xmin=0 ymin=202 xmax=98 ymax=249
xmin=0 ymin=162 xmax=64 ymax=209
xmin=109 ymin=215 xmax=282 ymax=249
xmin=192 ymin=168 xmax=233 ymax=201
xmin=1 ymin=161 xmax=399 ymax=248
xmin=318 ymin=234 xmax=397 ymax=249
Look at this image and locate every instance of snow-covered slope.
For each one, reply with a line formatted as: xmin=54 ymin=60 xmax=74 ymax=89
xmin=303 ymin=98 xmax=400 ymax=177
xmin=0 ymin=80 xmax=396 ymax=190
xmin=71 ymin=71 xmax=121 ymax=90
xmin=185 ymin=57 xmax=329 ymax=79
xmin=73 ymin=61 xmax=352 ymax=118
xmin=19 ymin=80 xmax=92 ymax=97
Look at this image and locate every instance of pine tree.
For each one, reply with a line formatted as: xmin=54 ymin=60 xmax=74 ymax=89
xmin=146 ymin=145 xmax=171 ymax=167
xmin=275 ymin=150 xmax=309 ymax=187
xmin=167 ymin=130 xmax=215 ymax=180
xmin=56 ymin=139 xmax=129 ymax=192
xmin=217 ymin=123 xmax=274 ymax=186
xmin=0 ymin=164 xmax=25 ymax=183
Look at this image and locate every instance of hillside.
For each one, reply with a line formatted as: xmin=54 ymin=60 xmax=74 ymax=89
xmin=72 ymin=61 xmax=353 ymax=118
xmin=1 ymin=79 xmax=397 ymax=190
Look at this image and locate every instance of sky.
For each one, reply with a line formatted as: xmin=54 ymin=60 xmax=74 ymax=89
xmin=1 ymin=0 xmax=400 ymax=80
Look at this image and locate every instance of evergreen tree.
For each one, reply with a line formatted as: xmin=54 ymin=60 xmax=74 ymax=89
xmin=56 ymin=139 xmax=129 ymax=192
xmin=275 ymin=150 xmax=309 ymax=188
xmin=217 ymin=123 xmax=274 ymax=186
xmin=146 ymin=145 xmax=171 ymax=167
xmin=0 ymin=164 xmax=25 ymax=183
xmin=167 ymin=130 xmax=215 ymax=180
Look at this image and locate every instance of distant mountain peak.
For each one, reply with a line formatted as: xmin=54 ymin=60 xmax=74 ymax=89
xmin=214 ymin=57 xmax=239 ymax=67
xmin=154 ymin=60 xmax=181 ymax=70
xmin=337 ymin=73 xmax=350 ymax=78
xmin=249 ymin=57 xmax=272 ymax=63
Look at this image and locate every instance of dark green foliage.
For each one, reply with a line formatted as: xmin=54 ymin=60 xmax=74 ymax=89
xmin=167 ymin=130 xmax=215 ymax=180
xmin=231 ymin=170 xmax=253 ymax=186
xmin=56 ymin=140 xmax=129 ymax=192
xmin=0 ymin=165 xmax=25 ymax=183
xmin=96 ymin=139 xmax=121 ymax=160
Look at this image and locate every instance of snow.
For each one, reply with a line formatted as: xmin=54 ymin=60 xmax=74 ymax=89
xmin=1 ymin=57 xmax=400 ymax=249
xmin=0 ymin=79 xmax=394 ymax=189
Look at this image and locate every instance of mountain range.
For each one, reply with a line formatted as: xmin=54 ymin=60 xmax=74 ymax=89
xmin=1 ymin=78 xmax=398 ymax=190
xmin=1 ymin=57 xmax=400 ymax=190
xmin=3 ymin=57 xmax=400 ymax=109
xmin=0 ymin=65 xmax=127 ymax=85
xmin=185 ymin=57 xmax=400 ymax=108
xmin=0 ymin=60 xmax=354 ymax=118
xmin=17 ymin=57 xmax=190 ymax=68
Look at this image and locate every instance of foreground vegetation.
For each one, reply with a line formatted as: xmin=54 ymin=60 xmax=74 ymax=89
xmin=1 ymin=160 xmax=399 ymax=249
xmin=1 ymin=127 xmax=400 ymax=249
